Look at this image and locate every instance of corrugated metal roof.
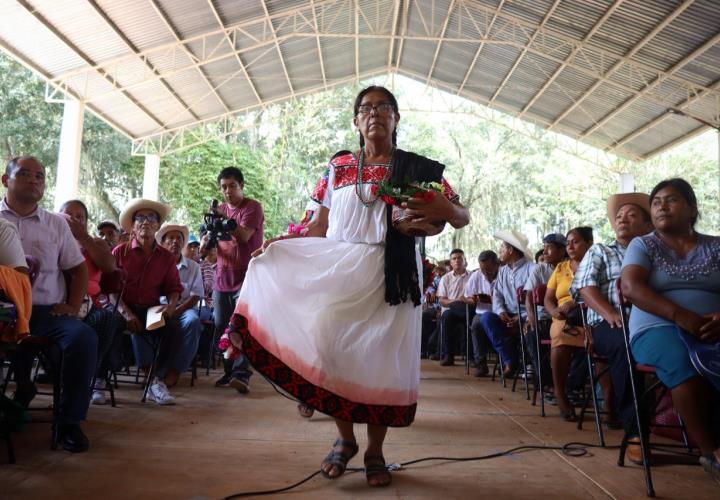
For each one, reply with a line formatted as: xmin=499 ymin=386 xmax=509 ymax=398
xmin=0 ymin=0 xmax=718 ymax=159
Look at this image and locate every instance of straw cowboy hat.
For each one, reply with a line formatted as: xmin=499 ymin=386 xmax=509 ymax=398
xmin=118 ymin=198 xmax=170 ymax=233
xmin=606 ymin=193 xmax=650 ymax=229
xmin=493 ymin=230 xmax=534 ymax=262
xmin=155 ymin=222 xmax=189 ymax=246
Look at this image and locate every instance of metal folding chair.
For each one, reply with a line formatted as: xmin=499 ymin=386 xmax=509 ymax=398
xmin=510 ymin=287 xmax=530 ymax=399
xmin=530 ymin=284 xmax=552 ymax=416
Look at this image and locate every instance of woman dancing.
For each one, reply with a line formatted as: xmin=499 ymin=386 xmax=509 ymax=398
xmin=228 ymin=85 xmax=469 ymax=487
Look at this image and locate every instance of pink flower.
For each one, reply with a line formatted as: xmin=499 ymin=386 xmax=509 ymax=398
xmin=218 ymin=333 xmax=231 ymax=351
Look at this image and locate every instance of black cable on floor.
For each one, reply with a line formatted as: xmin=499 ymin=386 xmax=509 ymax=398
xmin=222 ymin=441 xmax=619 ymax=499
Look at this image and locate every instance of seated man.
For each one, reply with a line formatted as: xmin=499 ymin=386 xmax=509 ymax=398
xmin=157 ymin=223 xmax=204 ymax=379
xmin=183 ymin=234 xmax=201 ymax=263
xmin=59 ymin=199 xmax=120 ymax=406
xmin=113 ymin=198 xmax=184 ymax=405
xmin=481 ymin=230 xmax=535 ymax=377
xmin=1 ymin=156 xmax=97 ymax=453
xmin=422 ymin=264 xmax=445 ymax=359
xmin=571 ymin=193 xmax=653 ymax=463
xmin=0 ymin=216 xmax=31 ymax=342
xmin=436 ymin=249 xmax=473 ymax=366
xmin=524 ymin=234 xmax=567 ymax=387
xmin=464 ymin=250 xmax=499 ymax=377
xmin=97 ymin=220 xmax=120 ymax=249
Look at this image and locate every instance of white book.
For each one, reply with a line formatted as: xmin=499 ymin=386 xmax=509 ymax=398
xmin=146 ymin=305 xmax=166 ymax=331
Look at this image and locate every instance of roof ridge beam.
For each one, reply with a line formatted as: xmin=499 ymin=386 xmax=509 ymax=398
xmin=547 ymin=0 xmax=697 ymax=131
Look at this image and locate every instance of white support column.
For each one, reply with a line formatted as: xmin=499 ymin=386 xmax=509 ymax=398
xmin=619 ymin=173 xmax=635 ymax=193
xmin=142 ymin=154 xmax=160 ymax=201
xmin=53 ymin=99 xmax=85 ymax=210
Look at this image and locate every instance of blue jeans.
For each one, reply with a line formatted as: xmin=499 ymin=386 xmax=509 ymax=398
xmin=171 ymin=308 xmax=203 ymax=374
xmin=213 ymin=289 xmax=252 ymax=383
xmin=130 ymin=306 xmax=183 ymax=380
xmin=84 ymin=306 xmax=120 ymax=378
xmin=29 ymin=305 xmax=98 ymax=424
xmin=470 ymin=313 xmax=492 ymax=364
xmin=480 ymin=312 xmax=519 ymax=368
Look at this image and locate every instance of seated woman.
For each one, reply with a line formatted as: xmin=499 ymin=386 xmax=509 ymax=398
xmin=621 ymin=178 xmax=720 ymax=485
xmin=60 ymin=199 xmax=119 ymax=406
xmin=545 ymin=227 xmax=614 ymax=422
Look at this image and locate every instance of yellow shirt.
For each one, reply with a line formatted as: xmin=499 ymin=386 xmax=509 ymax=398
xmin=547 ymin=260 xmax=575 ymax=307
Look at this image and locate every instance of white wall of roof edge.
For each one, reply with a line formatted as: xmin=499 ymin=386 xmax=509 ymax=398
xmin=53 ymin=99 xmax=85 ymax=211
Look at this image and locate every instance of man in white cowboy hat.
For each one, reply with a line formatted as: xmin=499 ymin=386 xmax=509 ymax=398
xmin=112 ymin=198 xmax=184 ymax=405
xmin=571 ymin=192 xmax=652 ymax=464
xmin=479 ymin=229 xmax=535 ymax=377
xmin=157 ymin=222 xmax=205 ymax=379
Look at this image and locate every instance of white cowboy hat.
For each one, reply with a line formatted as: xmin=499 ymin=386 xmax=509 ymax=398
xmin=155 ymin=222 xmax=189 ymax=246
xmin=606 ymin=193 xmax=651 ymax=229
xmin=493 ymin=229 xmax=534 ymax=262
xmin=118 ymin=198 xmax=170 ymax=233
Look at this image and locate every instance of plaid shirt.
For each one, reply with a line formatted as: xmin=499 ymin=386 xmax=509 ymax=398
xmin=570 ymin=240 xmax=627 ymax=327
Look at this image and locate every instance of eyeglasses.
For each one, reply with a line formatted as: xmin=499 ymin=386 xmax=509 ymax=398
xmin=357 ymin=103 xmax=395 ymax=116
xmin=133 ymin=214 xmax=159 ymax=224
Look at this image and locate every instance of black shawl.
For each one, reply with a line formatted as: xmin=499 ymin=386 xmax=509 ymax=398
xmin=384 ymin=149 xmax=446 ymax=306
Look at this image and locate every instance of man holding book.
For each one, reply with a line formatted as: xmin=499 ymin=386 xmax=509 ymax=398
xmin=113 ymin=198 xmax=184 ymax=405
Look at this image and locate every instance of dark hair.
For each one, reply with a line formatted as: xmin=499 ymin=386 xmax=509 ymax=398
xmin=217 ymin=166 xmax=244 ymax=185
xmin=534 ymin=249 xmax=544 ymax=263
xmin=450 ymin=248 xmax=464 ymax=256
xmin=330 ymin=150 xmax=352 ymax=160
xmin=478 ymin=250 xmax=498 ymax=262
xmin=6 ymin=155 xmax=42 ymax=176
xmin=567 ymin=226 xmax=594 ymax=243
xmin=649 ymin=177 xmax=699 ymax=227
xmin=353 ymin=86 xmax=399 ymax=149
xmin=59 ymin=199 xmax=89 ymax=221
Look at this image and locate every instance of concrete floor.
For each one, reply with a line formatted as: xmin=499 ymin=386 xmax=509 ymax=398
xmin=1 ymin=361 xmax=717 ymax=499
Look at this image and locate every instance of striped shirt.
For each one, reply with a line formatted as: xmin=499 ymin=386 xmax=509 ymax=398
xmin=570 ymin=240 xmax=627 ymax=327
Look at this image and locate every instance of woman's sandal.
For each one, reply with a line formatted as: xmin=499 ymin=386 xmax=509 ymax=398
xmin=320 ymin=439 xmax=359 ymax=479
xmin=364 ymin=454 xmax=392 ymax=487
xmin=297 ymin=403 xmax=314 ymax=418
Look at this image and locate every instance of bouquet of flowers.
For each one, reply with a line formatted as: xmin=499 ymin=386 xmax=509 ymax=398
xmin=371 ymin=179 xmax=444 ymax=206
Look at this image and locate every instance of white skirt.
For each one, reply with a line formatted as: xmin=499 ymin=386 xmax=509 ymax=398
xmin=230 ymin=236 xmax=420 ymax=426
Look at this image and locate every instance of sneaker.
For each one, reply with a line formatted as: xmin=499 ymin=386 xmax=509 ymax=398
xmin=91 ymin=390 xmax=107 ymax=405
xmin=215 ymin=373 xmax=232 ymax=387
xmin=148 ymin=379 xmax=176 ymax=405
xmin=229 ymin=377 xmax=250 ymax=394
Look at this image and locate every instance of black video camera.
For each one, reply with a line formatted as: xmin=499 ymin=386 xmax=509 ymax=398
xmin=199 ymin=199 xmax=237 ymax=249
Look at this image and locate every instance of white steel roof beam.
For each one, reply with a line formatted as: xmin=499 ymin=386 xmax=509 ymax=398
xmin=487 ymin=0 xmax=561 ymax=105
xmin=581 ymin=31 xmax=720 ymax=139
xmin=87 ymin=0 xmax=201 ymax=121
xmin=261 ymin=0 xmax=295 ymax=98
xmin=424 ymin=0 xmax=457 ymax=86
xmin=386 ymin=0 xmax=401 ymax=70
xmin=146 ymin=0 xmax=230 ymax=116
xmin=547 ymin=0 xmax=696 ymax=130
xmin=310 ymin=0 xmax=328 ymax=89
xmin=206 ymin=0 xmax=265 ymax=108
xmin=608 ymin=77 xmax=720 ymax=153
xmin=394 ymin=0 xmax=411 ymax=72
xmin=14 ymin=0 xmax=167 ymax=130
xmin=456 ymin=0 xmax=506 ymax=95
xmin=517 ymin=0 xmax=624 ymax=119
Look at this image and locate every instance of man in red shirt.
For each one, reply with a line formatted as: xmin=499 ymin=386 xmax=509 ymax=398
xmin=113 ymin=198 xmax=184 ymax=405
xmin=200 ymin=167 xmax=264 ymax=393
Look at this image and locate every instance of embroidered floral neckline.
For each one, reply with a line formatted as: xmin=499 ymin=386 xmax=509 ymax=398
xmin=643 ymin=232 xmax=720 ymax=281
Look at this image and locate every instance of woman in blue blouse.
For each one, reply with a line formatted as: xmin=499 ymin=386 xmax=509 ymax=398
xmin=621 ymin=178 xmax=719 ymax=485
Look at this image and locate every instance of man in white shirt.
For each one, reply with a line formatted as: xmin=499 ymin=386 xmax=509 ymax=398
xmin=436 ymin=249 xmax=472 ymax=366
xmin=158 ymin=223 xmax=206 ymax=383
xmin=464 ymin=250 xmax=500 ymax=377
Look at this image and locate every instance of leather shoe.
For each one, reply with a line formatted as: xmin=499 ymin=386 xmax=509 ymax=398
xmin=439 ymin=357 xmax=455 ymax=366
xmin=502 ymin=364 xmax=515 ymax=378
xmin=474 ymin=365 xmax=489 ymax=377
xmin=625 ymin=437 xmax=644 ymax=464
xmin=12 ymin=383 xmax=38 ymax=408
xmin=58 ymin=424 xmax=89 ymax=453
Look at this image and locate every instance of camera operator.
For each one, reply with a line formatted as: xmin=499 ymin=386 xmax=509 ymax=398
xmin=200 ymin=166 xmax=264 ymax=394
